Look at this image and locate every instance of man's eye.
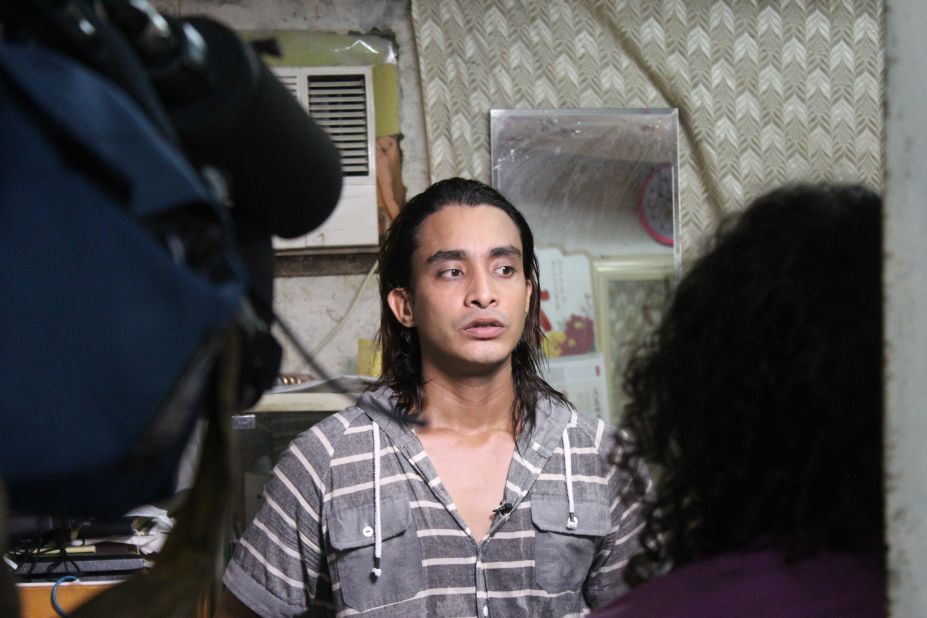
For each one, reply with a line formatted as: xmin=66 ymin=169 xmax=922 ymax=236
xmin=498 ymin=265 xmax=515 ymax=275
xmin=442 ymin=268 xmax=463 ymax=278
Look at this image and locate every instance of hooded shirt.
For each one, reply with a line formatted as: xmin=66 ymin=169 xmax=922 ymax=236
xmin=223 ymin=386 xmax=648 ymax=617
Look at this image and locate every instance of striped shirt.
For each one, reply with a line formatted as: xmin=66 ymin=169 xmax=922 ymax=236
xmin=223 ymin=387 xmax=648 ymax=617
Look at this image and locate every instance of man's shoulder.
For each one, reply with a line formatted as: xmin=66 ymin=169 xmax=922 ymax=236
xmin=572 ymin=408 xmax=614 ymax=434
xmin=287 ymin=403 xmax=373 ymax=463
xmin=311 ymin=403 xmax=368 ymax=433
xmin=540 ymin=396 xmax=617 ymax=453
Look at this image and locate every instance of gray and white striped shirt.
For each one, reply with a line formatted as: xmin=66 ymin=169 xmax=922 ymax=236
xmin=223 ymin=387 xmax=648 ymax=617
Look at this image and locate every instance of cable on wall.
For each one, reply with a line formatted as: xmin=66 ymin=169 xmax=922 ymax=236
xmin=294 ymin=258 xmax=379 ymax=372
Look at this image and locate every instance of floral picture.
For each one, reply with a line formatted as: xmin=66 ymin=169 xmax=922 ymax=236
xmin=537 ymin=248 xmax=597 ymax=358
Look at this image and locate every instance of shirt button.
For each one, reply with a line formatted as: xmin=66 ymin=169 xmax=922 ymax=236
xmin=362 ymin=525 xmax=373 ymax=537
xmin=483 ymin=605 xmax=489 ymax=616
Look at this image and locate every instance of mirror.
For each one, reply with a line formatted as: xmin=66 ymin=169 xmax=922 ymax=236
xmin=490 ymin=108 xmax=679 ymax=261
xmin=490 ymin=109 xmax=679 ymax=422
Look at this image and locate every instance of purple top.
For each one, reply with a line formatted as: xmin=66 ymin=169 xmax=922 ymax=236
xmin=592 ymin=549 xmax=885 ymax=618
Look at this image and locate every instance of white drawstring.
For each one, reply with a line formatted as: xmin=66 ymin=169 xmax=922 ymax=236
xmin=371 ymin=421 xmax=383 ymax=578
xmin=562 ymin=428 xmax=578 ymax=530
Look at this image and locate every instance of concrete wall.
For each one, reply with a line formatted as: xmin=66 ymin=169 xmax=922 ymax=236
xmin=154 ymin=0 xmax=426 ymax=375
xmin=165 ymin=0 xmax=428 ymax=197
xmin=884 ymin=1 xmax=927 ymax=614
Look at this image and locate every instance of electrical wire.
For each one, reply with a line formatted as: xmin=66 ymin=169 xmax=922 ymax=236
xmin=253 ymin=262 xmax=423 ymax=427
xmin=298 ymin=258 xmax=379 ymax=369
xmin=51 ymin=574 xmax=78 ymax=617
xmin=246 ymin=283 xmax=347 ymax=393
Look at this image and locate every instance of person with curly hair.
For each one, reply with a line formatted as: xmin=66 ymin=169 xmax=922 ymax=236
xmin=594 ymin=184 xmax=885 ymax=617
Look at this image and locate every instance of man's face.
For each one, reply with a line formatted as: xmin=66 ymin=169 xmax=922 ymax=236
xmin=387 ymin=205 xmax=533 ymax=378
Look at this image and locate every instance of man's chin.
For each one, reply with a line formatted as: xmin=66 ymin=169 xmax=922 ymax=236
xmin=424 ymin=351 xmax=513 ymax=380
xmin=453 ymin=354 xmax=514 ymax=378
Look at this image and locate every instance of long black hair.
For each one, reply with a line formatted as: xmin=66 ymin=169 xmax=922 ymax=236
xmin=614 ymin=184 xmax=884 ymax=586
xmin=376 ymin=177 xmax=567 ymax=433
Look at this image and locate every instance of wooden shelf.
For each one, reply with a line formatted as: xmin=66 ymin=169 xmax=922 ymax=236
xmin=18 ymin=580 xmax=117 ymax=618
xmin=17 ymin=580 xmax=209 ymax=617
xmin=245 ymin=392 xmax=353 ymax=413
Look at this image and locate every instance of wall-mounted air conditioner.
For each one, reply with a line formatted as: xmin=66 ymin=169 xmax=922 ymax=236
xmin=272 ymin=65 xmax=378 ymax=249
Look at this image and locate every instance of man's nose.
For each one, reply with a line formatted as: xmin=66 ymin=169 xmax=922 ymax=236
xmin=465 ymin=270 xmax=497 ymax=308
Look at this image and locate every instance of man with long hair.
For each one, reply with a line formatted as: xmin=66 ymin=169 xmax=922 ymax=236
xmin=595 ymin=184 xmax=885 ymax=617
xmin=217 ymin=178 xmax=648 ymax=616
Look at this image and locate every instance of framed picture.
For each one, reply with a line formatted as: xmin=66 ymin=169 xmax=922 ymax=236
xmin=593 ymin=256 xmax=675 ymax=424
xmin=532 ymin=247 xmax=610 ymax=419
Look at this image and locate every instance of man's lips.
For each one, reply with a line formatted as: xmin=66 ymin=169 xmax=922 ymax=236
xmin=461 ymin=317 xmax=506 ymax=339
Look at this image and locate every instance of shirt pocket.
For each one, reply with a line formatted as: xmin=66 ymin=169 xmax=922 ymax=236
xmin=531 ymin=494 xmax=610 ymax=593
xmin=328 ymin=495 xmax=424 ymax=611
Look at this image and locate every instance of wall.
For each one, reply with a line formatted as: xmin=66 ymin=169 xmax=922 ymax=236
xmin=155 ymin=0 xmax=426 ymax=375
xmin=162 ymin=0 xmax=428 ymax=196
xmin=411 ymin=0 xmax=884 ymax=266
xmin=884 ymin=0 xmax=927 ymax=614
xmin=154 ymin=0 xmax=884 ymax=375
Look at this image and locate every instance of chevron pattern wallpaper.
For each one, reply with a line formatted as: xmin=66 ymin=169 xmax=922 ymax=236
xmin=410 ymin=0 xmax=883 ymax=264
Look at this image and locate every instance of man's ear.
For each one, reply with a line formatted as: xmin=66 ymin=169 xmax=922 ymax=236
xmin=524 ymin=280 xmax=533 ymax=314
xmin=387 ymin=288 xmax=415 ymax=327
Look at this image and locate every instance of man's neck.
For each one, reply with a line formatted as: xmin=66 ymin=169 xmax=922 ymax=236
xmin=419 ymin=365 xmax=517 ymax=435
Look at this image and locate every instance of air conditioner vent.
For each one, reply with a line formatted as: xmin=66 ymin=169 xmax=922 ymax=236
xmin=307 ymin=75 xmax=369 ymax=176
xmin=274 ymin=72 xmax=300 ymax=95
xmin=270 ymin=65 xmax=378 ymax=249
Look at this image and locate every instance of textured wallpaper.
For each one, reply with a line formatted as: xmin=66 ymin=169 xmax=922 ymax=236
xmin=410 ymin=0 xmax=883 ymax=263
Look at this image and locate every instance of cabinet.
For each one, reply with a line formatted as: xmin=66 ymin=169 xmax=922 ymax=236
xmin=232 ymin=393 xmax=346 ymax=530
xmin=17 ymin=580 xmax=208 ymax=617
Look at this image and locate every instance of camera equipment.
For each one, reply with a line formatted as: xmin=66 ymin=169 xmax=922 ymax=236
xmin=0 ymin=0 xmax=344 ymax=516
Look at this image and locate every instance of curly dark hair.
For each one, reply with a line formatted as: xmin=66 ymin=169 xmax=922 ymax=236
xmin=376 ymin=177 xmax=568 ymax=433
xmin=614 ymin=183 xmax=884 ymax=586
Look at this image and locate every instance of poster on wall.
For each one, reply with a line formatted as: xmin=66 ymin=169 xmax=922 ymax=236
xmin=542 ymin=353 xmax=609 ymax=420
xmin=537 ymin=247 xmax=610 ymax=419
xmin=537 ymin=248 xmax=596 ymax=357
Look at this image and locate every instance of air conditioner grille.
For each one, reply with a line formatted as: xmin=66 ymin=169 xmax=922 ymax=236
xmin=307 ymin=74 xmax=370 ymax=176
xmin=276 ymin=72 xmax=299 ymax=94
